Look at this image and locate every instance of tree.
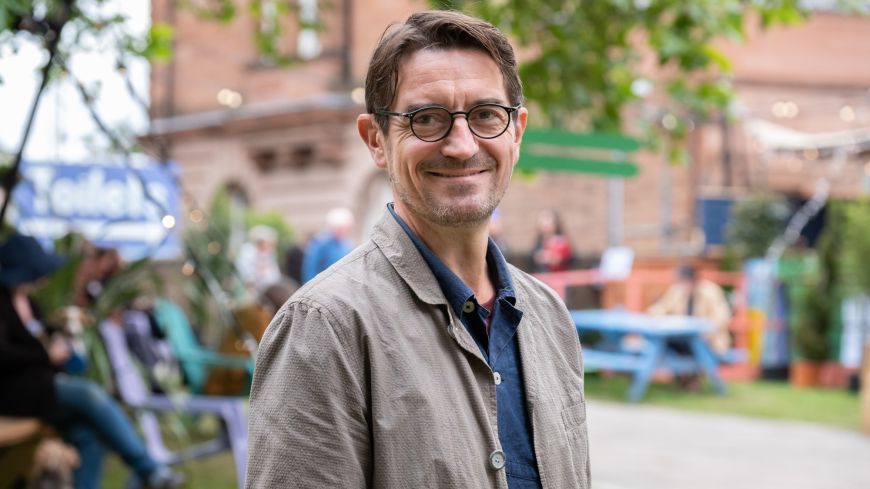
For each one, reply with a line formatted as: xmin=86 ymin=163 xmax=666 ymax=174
xmin=433 ymin=0 xmax=814 ymax=159
xmin=0 ymin=0 xmax=316 ymax=227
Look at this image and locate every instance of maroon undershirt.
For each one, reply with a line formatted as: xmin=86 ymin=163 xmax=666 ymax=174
xmin=481 ymin=296 xmax=496 ymax=335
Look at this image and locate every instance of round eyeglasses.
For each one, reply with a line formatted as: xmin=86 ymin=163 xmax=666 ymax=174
xmin=375 ymin=103 xmax=521 ymax=142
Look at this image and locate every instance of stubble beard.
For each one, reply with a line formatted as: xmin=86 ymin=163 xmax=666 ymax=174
xmin=390 ymin=156 xmax=510 ymax=228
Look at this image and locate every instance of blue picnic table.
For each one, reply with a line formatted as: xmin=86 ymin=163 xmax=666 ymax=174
xmin=571 ymin=309 xmax=727 ymax=402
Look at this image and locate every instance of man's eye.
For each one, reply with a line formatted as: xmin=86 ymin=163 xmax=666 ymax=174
xmin=414 ymin=110 xmax=448 ymax=126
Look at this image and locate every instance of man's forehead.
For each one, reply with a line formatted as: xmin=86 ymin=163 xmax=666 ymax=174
xmin=392 ymin=47 xmax=507 ymax=106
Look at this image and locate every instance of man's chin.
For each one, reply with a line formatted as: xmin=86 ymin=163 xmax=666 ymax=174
xmin=427 ymin=202 xmax=496 ymax=228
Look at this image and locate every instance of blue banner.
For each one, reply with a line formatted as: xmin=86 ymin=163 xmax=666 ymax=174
xmin=12 ymin=160 xmax=182 ymax=260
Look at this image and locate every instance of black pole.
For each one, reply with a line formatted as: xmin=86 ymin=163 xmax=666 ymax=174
xmin=341 ymin=0 xmax=352 ymax=86
xmin=720 ymin=114 xmax=733 ymax=188
xmin=0 ymin=3 xmax=72 ymax=229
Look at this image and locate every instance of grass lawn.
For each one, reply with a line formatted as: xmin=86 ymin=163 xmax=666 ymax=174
xmin=102 ymin=452 xmax=238 ymax=489
xmin=584 ymin=373 xmax=862 ymax=430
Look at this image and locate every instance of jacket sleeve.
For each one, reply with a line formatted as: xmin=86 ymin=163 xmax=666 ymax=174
xmin=246 ymin=299 xmax=370 ymax=489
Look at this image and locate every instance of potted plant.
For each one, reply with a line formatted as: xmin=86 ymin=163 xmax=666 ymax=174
xmin=790 ymin=283 xmax=831 ymax=387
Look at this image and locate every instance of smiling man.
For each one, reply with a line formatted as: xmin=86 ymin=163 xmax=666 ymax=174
xmin=246 ymin=10 xmax=589 ymax=489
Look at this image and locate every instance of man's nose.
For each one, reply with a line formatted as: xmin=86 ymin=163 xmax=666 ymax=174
xmin=440 ymin=116 xmax=478 ymax=160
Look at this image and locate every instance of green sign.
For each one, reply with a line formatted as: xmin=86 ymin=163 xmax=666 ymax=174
xmin=518 ymin=128 xmax=640 ymax=178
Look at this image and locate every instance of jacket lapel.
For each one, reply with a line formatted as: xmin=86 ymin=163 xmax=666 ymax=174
xmin=370 ymin=211 xmax=489 ymax=365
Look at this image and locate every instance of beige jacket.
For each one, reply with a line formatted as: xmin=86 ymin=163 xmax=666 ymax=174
xmin=647 ymin=279 xmax=732 ymax=354
xmin=246 ymin=212 xmax=590 ymax=489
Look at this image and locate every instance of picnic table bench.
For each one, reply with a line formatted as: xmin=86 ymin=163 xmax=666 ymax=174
xmin=572 ymin=309 xmax=742 ymax=401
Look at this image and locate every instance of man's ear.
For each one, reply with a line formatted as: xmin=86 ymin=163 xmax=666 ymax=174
xmin=513 ymin=107 xmax=528 ymax=145
xmin=357 ymin=114 xmax=388 ymax=169
xmin=510 ymin=107 xmax=528 ymax=166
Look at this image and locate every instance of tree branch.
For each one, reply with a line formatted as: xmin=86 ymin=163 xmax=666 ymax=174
xmin=0 ymin=9 xmax=69 ymax=228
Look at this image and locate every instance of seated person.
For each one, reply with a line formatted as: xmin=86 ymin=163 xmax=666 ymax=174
xmin=0 ymin=234 xmax=183 ymax=489
xmin=647 ymin=264 xmax=732 ymax=356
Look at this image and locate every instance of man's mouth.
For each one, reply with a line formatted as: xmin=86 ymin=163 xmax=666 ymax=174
xmin=427 ymin=168 xmax=489 ymax=178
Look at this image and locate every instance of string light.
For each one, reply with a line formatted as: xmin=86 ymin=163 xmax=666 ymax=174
xmin=217 ymin=88 xmax=243 ymax=108
xmin=207 ymin=241 xmax=221 ymax=254
xmin=772 ymin=101 xmax=799 ymax=119
xmin=190 ymin=209 xmax=204 ymax=223
xmin=181 ymin=262 xmax=195 ymax=276
xmin=161 ymin=215 xmax=176 ymax=229
xmin=350 ymin=87 xmax=365 ymax=105
xmin=802 ymin=148 xmax=819 ymax=161
xmin=839 ymin=105 xmax=856 ymax=122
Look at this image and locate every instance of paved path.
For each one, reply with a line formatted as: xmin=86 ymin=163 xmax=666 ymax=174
xmin=587 ymin=400 xmax=870 ymax=489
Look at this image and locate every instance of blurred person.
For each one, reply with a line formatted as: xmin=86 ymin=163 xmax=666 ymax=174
xmin=235 ymin=224 xmax=282 ymax=294
xmin=531 ymin=209 xmax=573 ymax=273
xmin=258 ymin=279 xmax=298 ymax=318
xmin=648 ymin=263 xmax=732 ymax=356
xmin=300 ymin=207 xmax=355 ymax=283
xmin=282 ymin=232 xmax=311 ymax=285
xmin=0 ymin=234 xmax=183 ymax=489
xmin=247 ymin=11 xmax=589 ymax=489
xmin=73 ymin=246 xmax=122 ymax=308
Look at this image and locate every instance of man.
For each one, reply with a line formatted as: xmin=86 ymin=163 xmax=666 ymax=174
xmin=235 ymin=225 xmax=283 ymax=294
xmin=300 ymin=207 xmax=355 ymax=283
xmin=247 ymin=10 xmax=589 ymax=489
xmin=647 ymin=264 xmax=732 ymax=356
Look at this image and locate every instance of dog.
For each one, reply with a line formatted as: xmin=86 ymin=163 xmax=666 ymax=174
xmin=29 ymin=438 xmax=79 ymax=489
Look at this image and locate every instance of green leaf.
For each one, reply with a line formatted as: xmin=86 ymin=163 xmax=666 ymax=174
xmin=702 ymin=44 xmax=733 ymax=72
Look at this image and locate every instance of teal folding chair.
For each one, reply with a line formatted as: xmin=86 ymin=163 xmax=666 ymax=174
xmin=151 ymin=299 xmax=254 ymax=395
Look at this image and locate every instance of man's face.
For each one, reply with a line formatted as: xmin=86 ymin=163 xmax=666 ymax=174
xmin=360 ymin=48 xmax=527 ymax=229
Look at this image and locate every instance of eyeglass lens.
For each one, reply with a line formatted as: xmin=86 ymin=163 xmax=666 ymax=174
xmin=411 ymin=105 xmax=511 ymax=141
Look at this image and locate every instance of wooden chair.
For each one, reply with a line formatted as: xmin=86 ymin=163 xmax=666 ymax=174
xmin=0 ymin=416 xmax=43 ymax=489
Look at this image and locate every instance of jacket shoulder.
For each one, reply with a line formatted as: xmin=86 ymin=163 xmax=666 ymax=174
xmin=508 ymin=264 xmax=569 ymax=310
xmin=283 ymin=240 xmax=402 ymax=324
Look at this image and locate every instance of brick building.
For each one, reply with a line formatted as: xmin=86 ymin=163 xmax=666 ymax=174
xmin=147 ymin=2 xmax=870 ymax=263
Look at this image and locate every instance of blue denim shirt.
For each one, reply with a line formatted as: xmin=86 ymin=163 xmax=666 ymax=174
xmin=388 ymin=204 xmax=541 ymax=488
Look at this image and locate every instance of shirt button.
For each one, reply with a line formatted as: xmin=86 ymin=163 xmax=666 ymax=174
xmin=489 ymin=450 xmax=506 ymax=470
xmin=462 ymin=301 xmax=475 ymax=314
xmin=493 ymin=371 xmax=502 ymax=385
xmin=446 ymin=324 xmax=456 ymax=338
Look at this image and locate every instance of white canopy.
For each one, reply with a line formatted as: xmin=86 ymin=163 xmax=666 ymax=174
xmin=747 ymin=119 xmax=870 ymax=152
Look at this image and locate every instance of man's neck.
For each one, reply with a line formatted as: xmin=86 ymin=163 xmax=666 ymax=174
xmin=396 ymin=204 xmax=496 ymax=303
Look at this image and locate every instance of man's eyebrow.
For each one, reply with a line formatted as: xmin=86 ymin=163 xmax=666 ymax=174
xmin=401 ymin=102 xmax=445 ymax=113
xmin=401 ymin=98 xmax=511 ymax=113
xmin=471 ymin=97 xmax=509 ymax=106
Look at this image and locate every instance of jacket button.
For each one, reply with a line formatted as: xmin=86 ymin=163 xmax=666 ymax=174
xmin=489 ymin=450 xmax=506 ymax=470
xmin=493 ymin=371 xmax=502 ymax=385
xmin=462 ymin=301 xmax=476 ymax=313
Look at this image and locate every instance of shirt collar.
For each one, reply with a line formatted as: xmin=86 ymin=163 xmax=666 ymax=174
xmin=387 ymin=203 xmax=516 ymax=317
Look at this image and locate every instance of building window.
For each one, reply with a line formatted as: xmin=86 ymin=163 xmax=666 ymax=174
xmin=297 ymin=0 xmax=321 ymax=60
xmin=254 ymin=0 xmax=320 ymax=65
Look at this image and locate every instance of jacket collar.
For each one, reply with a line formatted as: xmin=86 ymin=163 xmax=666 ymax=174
xmin=385 ymin=203 xmax=517 ymax=318
xmin=370 ymin=208 xmax=449 ymax=306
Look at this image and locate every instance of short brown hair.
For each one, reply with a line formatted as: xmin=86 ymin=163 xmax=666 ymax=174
xmin=365 ymin=10 xmax=523 ymax=132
